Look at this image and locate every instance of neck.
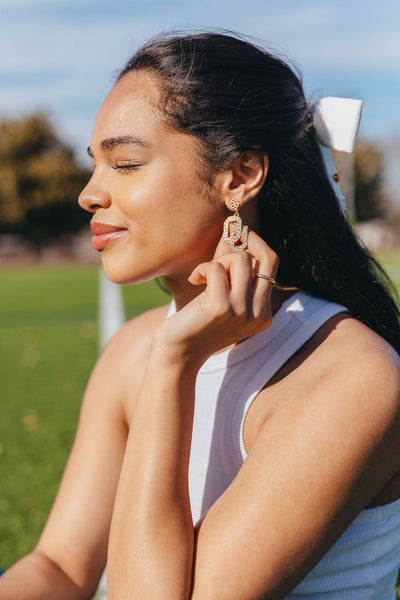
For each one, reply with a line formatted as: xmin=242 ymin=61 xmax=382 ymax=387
xmin=165 ymin=273 xmax=206 ymax=312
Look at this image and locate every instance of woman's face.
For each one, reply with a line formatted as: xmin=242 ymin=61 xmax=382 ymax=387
xmin=79 ymin=71 xmax=226 ymax=286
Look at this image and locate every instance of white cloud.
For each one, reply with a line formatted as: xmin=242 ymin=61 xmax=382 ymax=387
xmin=0 ymin=15 xmax=156 ymax=76
xmin=292 ymin=27 xmax=400 ymax=69
xmin=1 ymin=0 xmax=399 ymax=157
xmin=236 ymin=3 xmax=400 ymax=70
xmin=0 ymin=0 xmax=49 ymax=6
xmin=2 ymin=1 xmax=399 ymax=80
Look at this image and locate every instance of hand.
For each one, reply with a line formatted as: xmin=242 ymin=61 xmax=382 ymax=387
xmin=153 ymin=231 xmax=279 ymax=368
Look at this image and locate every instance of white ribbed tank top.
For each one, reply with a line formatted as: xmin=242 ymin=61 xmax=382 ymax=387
xmin=167 ymin=291 xmax=400 ymax=599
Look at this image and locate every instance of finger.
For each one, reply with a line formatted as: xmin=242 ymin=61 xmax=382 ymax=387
xmin=227 ymin=250 xmax=254 ymax=314
xmin=213 ymin=234 xmax=232 ymax=260
xmin=201 ymin=231 xmax=278 ymax=287
xmin=246 ymin=232 xmax=279 ymax=318
xmin=193 ymin=261 xmax=234 ymax=318
xmin=193 ymin=251 xmax=255 ymax=317
xmin=189 ymin=260 xmax=230 ymax=300
xmin=214 ymin=229 xmax=278 ymax=277
xmin=189 ymin=253 xmax=234 ymax=285
xmin=246 ymin=231 xmax=279 ymax=278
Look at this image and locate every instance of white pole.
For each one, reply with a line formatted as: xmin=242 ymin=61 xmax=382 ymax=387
xmin=96 ymin=269 xmax=126 ymax=597
xmin=98 ymin=268 xmax=125 ymax=350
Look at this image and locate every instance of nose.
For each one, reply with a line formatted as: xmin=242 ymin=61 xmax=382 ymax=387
xmin=78 ymin=178 xmax=111 ymax=213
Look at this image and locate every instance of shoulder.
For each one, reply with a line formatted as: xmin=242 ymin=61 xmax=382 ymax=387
xmin=103 ymin=303 xmax=170 ymax=362
xmin=268 ymin=310 xmax=400 ymax=406
xmin=309 ymin=315 xmax=400 ymax=448
xmin=297 ymin=313 xmax=400 ymax=422
xmin=314 ymin=313 xmax=400 ymax=404
xmin=102 ymin=302 xmax=170 ymax=379
xmin=85 ymin=303 xmax=170 ymax=423
xmin=248 ymin=313 xmax=400 ymax=457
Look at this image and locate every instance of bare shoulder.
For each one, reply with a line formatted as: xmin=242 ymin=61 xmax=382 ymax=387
xmin=246 ymin=313 xmax=400 ymax=458
xmin=85 ymin=303 xmax=170 ymax=423
xmin=309 ymin=315 xmax=400 ymax=454
xmin=278 ymin=312 xmax=400 ymax=403
xmin=104 ymin=303 xmax=170 ymax=364
xmin=314 ymin=314 xmax=400 ymax=407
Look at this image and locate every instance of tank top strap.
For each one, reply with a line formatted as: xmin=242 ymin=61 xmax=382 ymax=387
xmin=230 ymin=292 xmax=347 ymax=466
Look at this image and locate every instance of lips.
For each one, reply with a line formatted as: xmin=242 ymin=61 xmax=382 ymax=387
xmin=90 ymin=221 xmax=128 ymax=250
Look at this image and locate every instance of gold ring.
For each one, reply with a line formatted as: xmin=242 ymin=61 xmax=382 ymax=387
xmin=252 ymin=273 xmax=277 ymax=285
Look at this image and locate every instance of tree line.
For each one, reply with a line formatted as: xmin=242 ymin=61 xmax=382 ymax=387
xmin=0 ymin=112 xmax=389 ymax=250
xmin=0 ymin=113 xmax=90 ymax=249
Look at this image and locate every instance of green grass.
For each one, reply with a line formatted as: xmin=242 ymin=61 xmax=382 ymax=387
xmin=378 ymin=251 xmax=400 ymax=288
xmin=0 ymin=264 xmax=169 ymax=567
xmin=0 ymin=258 xmax=399 ymax=597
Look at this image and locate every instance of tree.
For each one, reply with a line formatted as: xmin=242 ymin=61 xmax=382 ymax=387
xmin=0 ymin=113 xmax=91 ymax=248
xmin=354 ymin=140 xmax=387 ymax=221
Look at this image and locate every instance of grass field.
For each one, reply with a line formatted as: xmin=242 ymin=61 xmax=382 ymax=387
xmin=1 ymin=257 xmax=400 ymax=595
xmin=0 ymin=264 xmax=169 ymax=567
xmin=378 ymin=251 xmax=400 ymax=288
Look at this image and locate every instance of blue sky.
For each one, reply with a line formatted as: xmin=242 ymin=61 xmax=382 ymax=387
xmin=1 ymin=0 xmax=399 ymax=172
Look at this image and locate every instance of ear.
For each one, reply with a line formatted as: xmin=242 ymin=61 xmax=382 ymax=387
xmin=218 ymin=150 xmax=269 ymax=210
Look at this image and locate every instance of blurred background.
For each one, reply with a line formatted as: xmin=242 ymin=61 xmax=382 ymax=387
xmin=1 ymin=0 xmax=399 ymax=596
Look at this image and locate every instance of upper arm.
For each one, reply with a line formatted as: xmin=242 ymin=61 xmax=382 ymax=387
xmin=191 ymin=341 xmax=400 ymax=599
xmin=35 ymin=305 xmax=168 ymax=591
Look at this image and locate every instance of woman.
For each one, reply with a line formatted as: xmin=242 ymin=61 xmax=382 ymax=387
xmin=1 ymin=32 xmax=400 ymax=599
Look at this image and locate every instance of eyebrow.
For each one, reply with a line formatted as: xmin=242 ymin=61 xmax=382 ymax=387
xmin=87 ymin=135 xmax=152 ymax=157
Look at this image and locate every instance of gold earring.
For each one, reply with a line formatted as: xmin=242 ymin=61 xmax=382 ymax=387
xmin=223 ymin=199 xmax=248 ymax=252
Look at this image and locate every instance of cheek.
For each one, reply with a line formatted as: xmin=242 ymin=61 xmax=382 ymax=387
xmin=112 ymin=157 xmax=222 ymax=248
xmin=112 ymin=176 xmax=154 ymax=224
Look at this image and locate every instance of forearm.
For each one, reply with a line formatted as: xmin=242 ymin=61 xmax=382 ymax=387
xmin=107 ymin=346 xmax=198 ymax=600
xmin=0 ymin=551 xmax=94 ymax=600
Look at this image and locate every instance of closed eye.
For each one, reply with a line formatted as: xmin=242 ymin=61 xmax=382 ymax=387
xmin=111 ymin=163 xmax=141 ymax=173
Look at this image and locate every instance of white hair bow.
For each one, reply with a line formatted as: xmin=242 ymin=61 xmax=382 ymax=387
xmin=311 ymin=97 xmax=363 ymax=210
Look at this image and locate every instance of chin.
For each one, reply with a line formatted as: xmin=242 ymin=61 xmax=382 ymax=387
xmin=101 ymin=256 xmax=157 ymax=287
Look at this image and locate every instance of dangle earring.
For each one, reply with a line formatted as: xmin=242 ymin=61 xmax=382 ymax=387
xmin=223 ymin=199 xmax=248 ymax=252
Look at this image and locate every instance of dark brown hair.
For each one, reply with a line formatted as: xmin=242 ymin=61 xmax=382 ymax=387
xmin=118 ymin=32 xmax=400 ymax=353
